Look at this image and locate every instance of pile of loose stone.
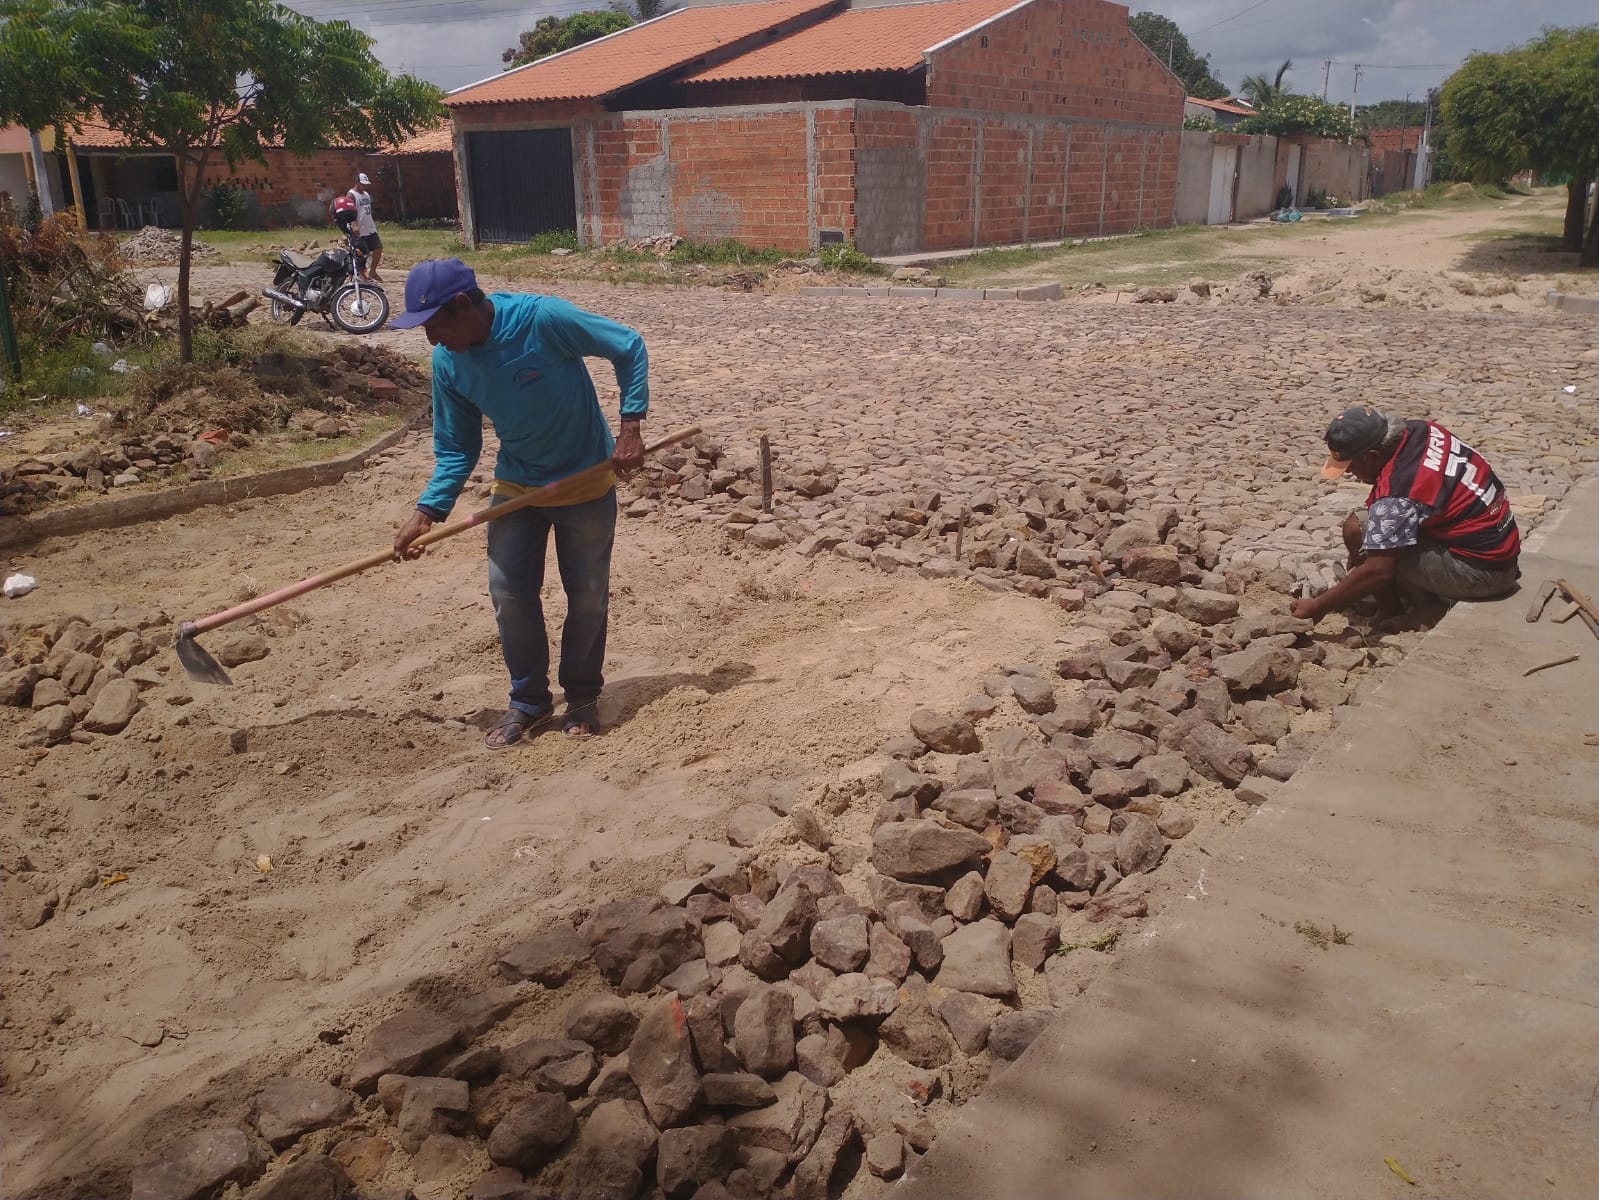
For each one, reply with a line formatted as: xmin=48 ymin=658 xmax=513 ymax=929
xmin=634 ymin=441 xmax=1324 ymax=609
xmin=0 ymin=611 xmax=267 ymax=761
xmin=119 ymin=226 xmax=225 ymax=266
xmin=122 ymin=576 xmax=1380 ymax=1200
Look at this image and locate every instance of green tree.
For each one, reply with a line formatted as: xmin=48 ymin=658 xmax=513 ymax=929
xmin=1441 ymin=25 xmax=1599 ymax=260
xmin=1128 ymin=11 xmax=1228 ymax=100
xmin=0 ymin=0 xmax=443 ymax=362
xmin=609 ymin=0 xmax=677 ymax=21
xmin=502 ymin=9 xmax=634 ymax=69
xmin=1236 ymin=94 xmax=1356 ymax=141
xmin=1357 ymin=98 xmax=1427 ymax=131
xmin=1239 ymin=59 xmax=1294 ymax=108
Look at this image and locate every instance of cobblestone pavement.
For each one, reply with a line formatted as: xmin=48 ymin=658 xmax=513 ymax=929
xmin=360 ymin=278 xmax=1595 ymax=586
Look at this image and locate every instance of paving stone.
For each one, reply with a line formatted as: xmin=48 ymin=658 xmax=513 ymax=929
xmin=944 ymin=870 xmax=986 ymax=921
xmin=130 ymin=1128 xmax=265 ymax=1200
xmin=1176 ymin=588 xmax=1240 ymax=624
xmin=936 ymin=919 xmax=1016 ymax=997
xmin=809 ymin=913 xmax=869 ymax=972
xmin=755 ymin=877 xmax=819 ymax=964
xmin=908 ymin=708 xmax=981 ymax=753
xmin=733 ymin=985 xmax=796 ymax=1078
xmin=329 ymin=1136 xmax=392 ymax=1186
xmin=1115 ymin=812 xmax=1166 ymax=875
xmin=486 ymin=1092 xmax=574 ymax=1172
xmin=347 ymin=1008 xmax=459 ymax=1094
xmin=1213 ymin=644 xmax=1300 ymax=696
xmin=1009 ymin=673 xmax=1056 ymax=712
xmin=884 ymin=901 xmax=943 ymax=971
xmin=795 ymin=1032 xmax=846 ymax=1087
xmin=567 ymin=1099 xmax=657 ymax=1200
xmin=497 ymin=926 xmax=590 ymax=987
xmin=871 ymin=819 xmax=989 ymax=880
xmin=629 ymin=994 xmax=702 ymax=1128
xmin=931 ymin=788 xmax=999 ymax=830
xmin=563 ymin=992 xmax=637 ymax=1056
xmin=243 ymin=1154 xmax=349 ymax=1200
xmin=594 ymin=907 xmax=702 ymax=986
xmin=1239 ymin=699 xmax=1292 ymax=744
xmin=1011 ymin=911 xmax=1062 ymax=970
xmin=658 ymin=1125 xmax=740 ymax=1196
xmin=879 ymin=997 xmax=957 ymax=1068
xmin=726 ymin=1071 xmax=830 ymax=1162
xmin=983 ymin=851 xmax=1033 ymax=922
xmin=989 ymin=1008 xmax=1056 ymax=1061
xmin=249 ymin=1076 xmax=355 ymax=1149
xmin=1181 ymin=720 xmax=1256 ymax=787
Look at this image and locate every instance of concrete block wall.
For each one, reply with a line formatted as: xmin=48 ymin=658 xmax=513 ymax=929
xmin=1298 ymin=138 xmax=1368 ymax=204
xmin=926 ymin=0 xmax=1185 ymax=127
xmin=854 ymin=101 xmax=1176 ymax=254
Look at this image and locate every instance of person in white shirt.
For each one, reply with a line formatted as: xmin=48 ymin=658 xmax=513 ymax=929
xmin=346 ymin=172 xmax=383 ymax=282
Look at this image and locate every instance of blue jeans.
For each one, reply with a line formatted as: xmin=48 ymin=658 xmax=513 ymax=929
xmin=486 ymin=489 xmax=616 ymax=717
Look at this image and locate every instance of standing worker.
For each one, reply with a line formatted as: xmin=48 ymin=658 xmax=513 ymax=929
xmin=390 ymin=259 xmax=648 ymax=745
xmin=347 ymin=171 xmax=383 ymax=282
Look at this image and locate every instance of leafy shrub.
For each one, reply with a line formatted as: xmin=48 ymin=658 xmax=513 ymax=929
xmin=202 ymin=180 xmax=250 ymax=230
xmin=1237 ymin=95 xmax=1357 ymax=140
xmin=817 ymin=242 xmax=881 ymax=273
xmin=1182 ymin=113 xmax=1220 ymax=132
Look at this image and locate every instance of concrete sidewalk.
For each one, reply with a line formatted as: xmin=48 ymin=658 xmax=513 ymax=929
xmin=900 ymin=477 xmax=1599 ymax=1200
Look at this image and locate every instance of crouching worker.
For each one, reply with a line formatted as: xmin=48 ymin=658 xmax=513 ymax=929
xmin=1291 ymin=405 xmax=1520 ymax=625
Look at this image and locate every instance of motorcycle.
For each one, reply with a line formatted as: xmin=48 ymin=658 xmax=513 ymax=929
xmin=262 ymin=235 xmax=389 ymax=334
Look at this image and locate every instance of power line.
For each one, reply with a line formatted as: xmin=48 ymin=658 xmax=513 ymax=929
xmin=1191 ymin=0 xmax=1274 ymax=36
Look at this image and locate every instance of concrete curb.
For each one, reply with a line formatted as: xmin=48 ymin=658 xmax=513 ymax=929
xmin=801 ymin=283 xmax=1062 ymax=302
xmin=1544 ymin=289 xmax=1599 ymax=317
xmin=0 ymin=407 xmax=428 ymax=550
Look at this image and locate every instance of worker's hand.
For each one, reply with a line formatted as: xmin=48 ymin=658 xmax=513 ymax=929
xmin=394 ymin=509 xmax=433 ymax=560
xmin=1290 ymin=597 xmax=1321 ymax=622
xmin=612 ymin=421 xmax=645 ymax=479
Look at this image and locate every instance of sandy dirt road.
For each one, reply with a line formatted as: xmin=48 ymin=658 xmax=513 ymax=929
xmin=1 ymin=188 xmax=1594 ymax=1199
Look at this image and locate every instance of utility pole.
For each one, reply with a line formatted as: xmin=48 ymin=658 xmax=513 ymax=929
xmin=1321 ymin=59 xmax=1334 ymax=101
xmin=1415 ymin=88 xmax=1436 ymax=189
xmin=1167 ymin=35 xmax=1174 ymax=71
xmin=1347 ymin=64 xmax=1362 ymax=144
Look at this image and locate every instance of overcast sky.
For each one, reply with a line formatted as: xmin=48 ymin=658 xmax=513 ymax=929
xmin=285 ymin=0 xmax=1596 ymax=104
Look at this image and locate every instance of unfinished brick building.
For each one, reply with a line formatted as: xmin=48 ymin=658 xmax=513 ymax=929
xmin=445 ymin=0 xmax=1185 ymax=254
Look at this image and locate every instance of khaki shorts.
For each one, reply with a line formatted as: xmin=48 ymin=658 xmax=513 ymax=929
xmin=1354 ymin=509 xmax=1520 ymax=601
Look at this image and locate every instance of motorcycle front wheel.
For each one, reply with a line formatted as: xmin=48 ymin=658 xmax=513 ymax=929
xmin=331 ymin=283 xmax=389 ymax=334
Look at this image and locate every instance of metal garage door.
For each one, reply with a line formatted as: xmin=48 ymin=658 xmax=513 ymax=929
xmin=466 ymin=129 xmax=576 ymax=243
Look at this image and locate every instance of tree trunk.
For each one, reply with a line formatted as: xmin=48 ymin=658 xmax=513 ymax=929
xmin=1582 ymin=173 xmax=1599 ymax=269
xmin=177 ymin=178 xmax=198 ymax=363
xmin=1562 ymin=179 xmax=1584 ymax=252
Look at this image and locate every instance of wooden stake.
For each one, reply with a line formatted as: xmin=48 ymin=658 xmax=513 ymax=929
xmin=955 ymin=508 xmax=968 ymax=561
xmin=759 ymin=435 xmax=772 ymax=514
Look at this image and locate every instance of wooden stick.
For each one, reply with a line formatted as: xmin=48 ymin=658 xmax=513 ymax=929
xmin=954 ymin=508 xmax=967 ymax=562
xmin=1555 ymin=578 xmax=1599 ymax=623
xmin=1524 ymin=654 xmax=1579 ymax=677
xmin=1555 ymin=602 xmax=1581 ymax=624
xmin=1525 ymin=579 xmax=1557 ymax=622
xmin=759 ymin=435 xmax=772 ymax=514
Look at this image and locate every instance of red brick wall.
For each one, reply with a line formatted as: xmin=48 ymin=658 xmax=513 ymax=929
xmin=926 ymin=0 xmax=1185 ymax=126
xmin=577 ymin=105 xmax=853 ymax=251
xmin=924 ymin=115 xmax=978 ymax=248
xmin=389 ymin=152 xmax=459 ymax=221
xmin=1028 ymin=125 xmax=1068 ymax=240
xmin=1368 ymin=127 xmax=1422 ymax=154
xmin=200 ymin=148 xmax=378 ymax=227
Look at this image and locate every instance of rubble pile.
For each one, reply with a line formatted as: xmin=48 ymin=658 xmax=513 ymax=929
xmin=113 ymin=591 xmax=1382 ymax=1198
xmin=0 ymin=344 xmax=426 ymax=516
xmin=119 ymin=226 xmax=225 ymax=266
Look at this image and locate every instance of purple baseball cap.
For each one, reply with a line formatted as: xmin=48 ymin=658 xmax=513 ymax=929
xmin=390 ymin=258 xmax=478 ymax=329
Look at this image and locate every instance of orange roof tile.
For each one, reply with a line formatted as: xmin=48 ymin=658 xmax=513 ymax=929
xmin=447 ymin=0 xmax=838 ymax=106
xmin=1186 ymin=96 xmax=1252 ymax=116
xmin=684 ymin=0 xmax=1024 ymax=83
xmin=66 ymin=116 xmax=130 ymax=149
xmin=388 ymin=123 xmax=453 ymax=155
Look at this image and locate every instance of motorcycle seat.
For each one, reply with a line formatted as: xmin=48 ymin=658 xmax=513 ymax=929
xmin=279 ymin=249 xmax=318 ymax=268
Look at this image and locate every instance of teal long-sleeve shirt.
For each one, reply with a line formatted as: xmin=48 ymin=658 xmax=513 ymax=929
xmin=416 ymin=293 xmax=648 ymax=518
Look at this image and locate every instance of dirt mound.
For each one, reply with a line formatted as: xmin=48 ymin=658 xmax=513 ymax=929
xmin=120 ymin=226 xmax=224 ymax=266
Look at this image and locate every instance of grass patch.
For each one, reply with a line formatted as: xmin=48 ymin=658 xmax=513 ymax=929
xmin=1 ymin=338 xmax=166 ymax=421
xmin=199 ymin=224 xmax=461 ymax=264
xmin=1294 ymin=919 xmax=1351 ymax=950
xmin=1366 ymin=181 xmax=1516 ymax=214
xmin=1057 ymin=929 xmax=1121 ymax=956
xmin=944 ymin=223 xmax=1297 ymax=290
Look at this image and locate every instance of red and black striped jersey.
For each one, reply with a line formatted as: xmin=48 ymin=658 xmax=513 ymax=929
xmin=1369 ymin=420 xmax=1519 ymax=563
